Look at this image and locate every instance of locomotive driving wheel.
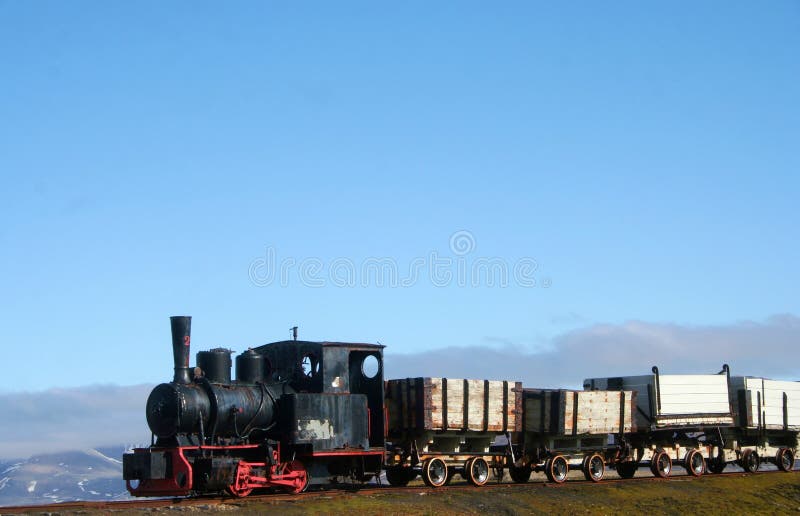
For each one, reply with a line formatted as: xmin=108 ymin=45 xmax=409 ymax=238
xmin=227 ymin=462 xmax=254 ymax=498
xmin=283 ymin=460 xmax=310 ymax=494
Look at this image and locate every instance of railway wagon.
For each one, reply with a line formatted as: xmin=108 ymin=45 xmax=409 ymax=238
xmin=728 ymin=376 xmax=799 ymax=471
xmin=384 ymin=377 xmax=522 ymax=487
xmin=731 ymin=377 xmax=800 ymax=430
xmin=584 ymin=366 xmax=797 ymax=477
xmin=504 ymin=389 xmax=637 ymax=483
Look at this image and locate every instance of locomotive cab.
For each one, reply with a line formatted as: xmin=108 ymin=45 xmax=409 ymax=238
xmin=254 ymin=340 xmax=386 ymax=478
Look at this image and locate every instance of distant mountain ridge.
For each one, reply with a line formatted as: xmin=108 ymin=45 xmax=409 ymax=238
xmin=0 ymin=445 xmax=140 ymax=507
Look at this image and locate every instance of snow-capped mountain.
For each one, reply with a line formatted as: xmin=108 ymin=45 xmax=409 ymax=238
xmin=0 ymin=445 xmax=140 ymax=507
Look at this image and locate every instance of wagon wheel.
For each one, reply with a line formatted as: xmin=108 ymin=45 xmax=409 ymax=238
xmin=582 ymin=454 xmax=605 ymax=482
xmin=684 ymin=449 xmax=705 ymax=477
xmin=444 ymin=465 xmax=457 ymax=486
xmin=706 ymin=448 xmax=726 ymax=474
xmin=616 ymin=461 xmax=637 ymax=479
xmin=650 ymin=451 xmax=672 ymax=478
xmin=741 ymin=449 xmax=760 ymax=473
xmin=706 ymin=458 xmax=726 ymax=474
xmin=492 ymin=466 xmax=505 ymax=481
xmin=466 ymin=457 xmax=490 ymax=487
xmin=385 ymin=466 xmax=414 ymax=487
xmin=509 ymin=465 xmax=532 ymax=483
xmin=421 ymin=457 xmax=448 ymax=488
xmin=582 ymin=454 xmax=594 ymax=475
xmin=462 ymin=457 xmax=475 ymax=483
xmin=776 ymin=448 xmax=795 ymax=472
xmin=545 ymin=455 xmax=569 ymax=483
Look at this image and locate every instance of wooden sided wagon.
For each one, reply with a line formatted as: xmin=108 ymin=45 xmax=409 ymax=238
xmin=384 ymin=377 xmax=522 ymax=487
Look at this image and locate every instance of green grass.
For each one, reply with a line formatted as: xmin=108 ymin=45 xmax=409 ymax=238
xmin=230 ymin=473 xmax=800 ymax=515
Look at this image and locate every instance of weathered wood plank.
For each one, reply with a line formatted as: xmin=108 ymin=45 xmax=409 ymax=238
xmin=524 ymin=389 xmax=637 ymax=436
xmin=387 ymin=377 xmax=523 ymax=433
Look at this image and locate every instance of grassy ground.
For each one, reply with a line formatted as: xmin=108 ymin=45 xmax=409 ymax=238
xmin=225 ymin=473 xmax=800 ymax=516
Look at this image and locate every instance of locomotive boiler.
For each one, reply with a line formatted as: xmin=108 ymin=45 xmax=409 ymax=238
xmin=145 ymin=317 xmax=284 ymax=444
xmin=123 ymin=316 xmax=387 ymax=497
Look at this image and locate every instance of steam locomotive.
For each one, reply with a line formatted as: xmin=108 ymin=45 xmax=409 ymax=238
xmin=123 ymin=316 xmax=798 ymax=497
xmin=123 ymin=316 xmax=385 ymax=496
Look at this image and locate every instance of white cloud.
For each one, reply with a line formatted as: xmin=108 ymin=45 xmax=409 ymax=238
xmin=386 ymin=314 xmax=800 ymax=388
xmin=0 ymin=384 xmax=153 ymax=460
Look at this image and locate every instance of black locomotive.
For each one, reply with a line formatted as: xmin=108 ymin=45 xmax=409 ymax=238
xmin=123 ymin=316 xmax=386 ymax=496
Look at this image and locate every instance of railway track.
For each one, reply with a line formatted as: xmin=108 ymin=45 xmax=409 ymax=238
xmin=2 ymin=469 xmax=797 ymax=514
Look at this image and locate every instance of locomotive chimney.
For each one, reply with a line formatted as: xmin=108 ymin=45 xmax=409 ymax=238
xmin=170 ymin=316 xmax=192 ymax=384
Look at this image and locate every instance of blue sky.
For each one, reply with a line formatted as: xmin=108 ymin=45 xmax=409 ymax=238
xmin=1 ymin=1 xmax=798 ymax=392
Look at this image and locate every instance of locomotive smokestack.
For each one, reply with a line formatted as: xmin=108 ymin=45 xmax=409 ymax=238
xmin=170 ymin=316 xmax=192 ymax=384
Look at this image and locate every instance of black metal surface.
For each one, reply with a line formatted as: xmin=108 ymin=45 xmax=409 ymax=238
xmin=145 ymin=380 xmax=285 ymax=440
xmin=442 ymin=378 xmax=448 ymax=431
xmin=347 ymin=349 xmax=385 ymax=446
xmin=462 ymin=379 xmax=469 ymax=432
xmin=323 ymin=346 xmax=350 ymax=393
xmin=483 ymin=380 xmax=490 ymax=432
xmin=502 ymin=380 xmax=508 ymax=432
xmin=607 ymin=377 xmax=624 ymax=390
xmin=255 ymin=341 xmax=325 ymax=392
xmin=236 ymin=349 xmax=265 ymax=384
xmin=170 ymin=316 xmax=192 ymax=384
xmin=202 ymin=381 xmax=282 ymax=439
xmin=123 ymin=451 xmax=167 ymax=480
xmin=652 ymin=366 xmax=662 ymax=412
xmin=738 ymin=389 xmax=753 ymax=427
xmin=146 ymin=383 xmax=211 ymax=439
xmin=282 ymin=392 xmax=369 ymax=450
xmin=197 ymin=348 xmax=232 ymax=384
xmin=192 ymin=457 xmax=239 ymax=491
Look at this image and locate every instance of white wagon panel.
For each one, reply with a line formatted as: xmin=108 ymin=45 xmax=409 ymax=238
xmin=731 ymin=377 xmax=800 ymax=430
xmin=584 ymin=371 xmax=734 ymax=428
xmin=657 ymin=375 xmax=731 ymax=416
